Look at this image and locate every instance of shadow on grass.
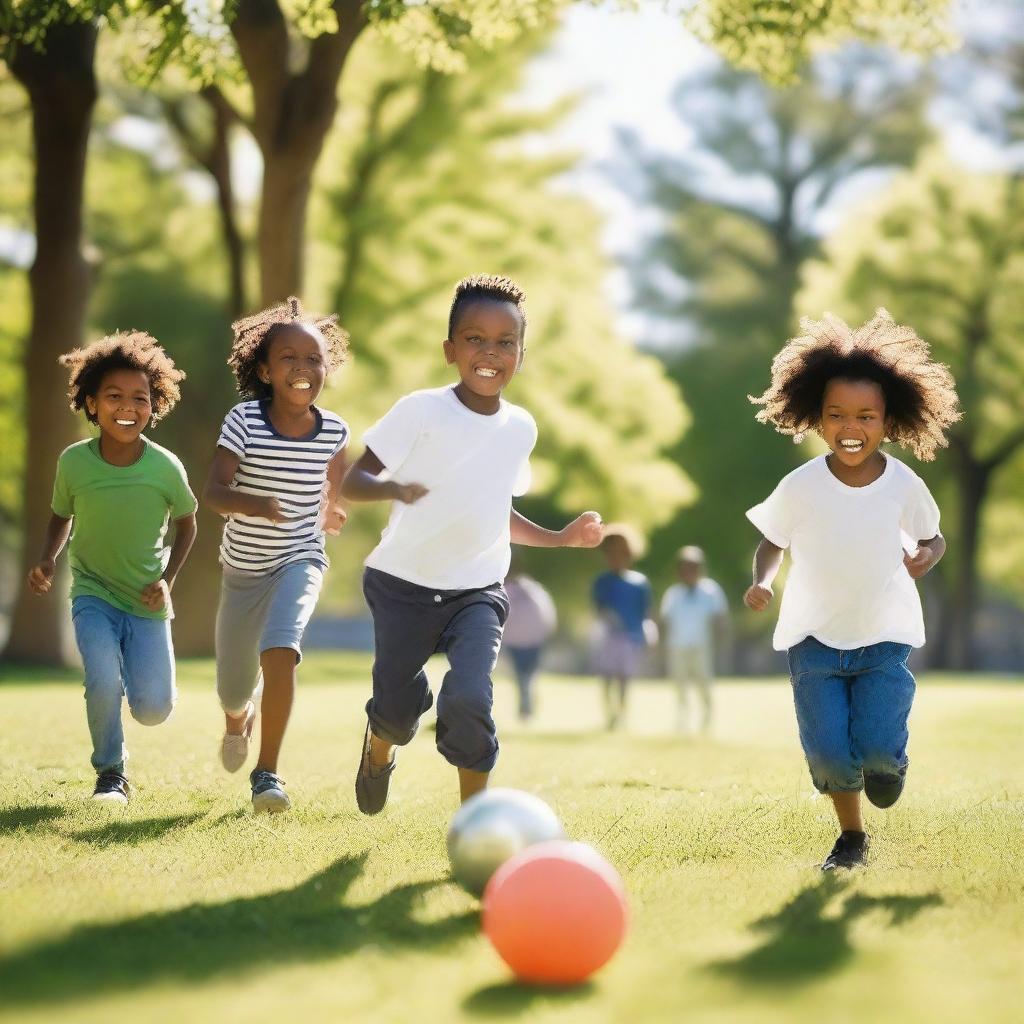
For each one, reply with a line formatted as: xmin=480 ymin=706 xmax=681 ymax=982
xmin=0 ymin=853 xmax=478 ymax=1008
xmin=462 ymin=979 xmax=596 ymax=1016
xmin=66 ymin=812 xmax=209 ymax=847
xmin=710 ymin=874 xmax=943 ymax=986
xmin=0 ymin=804 xmax=68 ymax=831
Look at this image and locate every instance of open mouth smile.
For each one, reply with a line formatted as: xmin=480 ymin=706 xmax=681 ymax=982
xmin=474 ymin=367 xmax=500 ymax=379
xmin=115 ymin=419 xmax=138 ymax=427
xmin=838 ymin=438 xmax=864 ymax=453
xmin=290 ymin=380 xmax=312 ymax=390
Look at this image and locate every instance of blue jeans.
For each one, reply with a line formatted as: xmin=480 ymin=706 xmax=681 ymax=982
xmin=72 ymin=596 xmax=176 ymax=774
xmin=787 ymin=636 xmax=915 ymax=793
xmin=506 ymin=645 xmax=542 ymax=718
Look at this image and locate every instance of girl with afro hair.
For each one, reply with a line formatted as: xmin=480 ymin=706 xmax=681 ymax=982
xmin=743 ymin=308 xmax=960 ymax=872
xmin=27 ymin=331 xmax=198 ymax=805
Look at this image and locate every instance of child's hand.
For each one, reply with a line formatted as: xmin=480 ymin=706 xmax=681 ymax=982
xmin=903 ymin=546 xmax=935 ymax=579
xmin=27 ymin=560 xmax=56 ymax=596
xmin=255 ymin=496 xmax=291 ymax=523
xmin=140 ymin=578 xmax=171 ymax=613
xmin=560 ymin=511 xmax=604 ymax=548
xmin=393 ymin=482 xmax=428 ymax=504
xmin=323 ymin=504 xmax=348 ymax=535
xmin=743 ymin=584 xmax=773 ymax=611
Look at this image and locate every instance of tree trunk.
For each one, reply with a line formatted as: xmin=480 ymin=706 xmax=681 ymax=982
xmin=3 ymin=21 xmax=98 ymax=665
xmin=258 ymin=156 xmax=316 ymax=303
xmin=945 ymin=451 xmax=990 ymax=671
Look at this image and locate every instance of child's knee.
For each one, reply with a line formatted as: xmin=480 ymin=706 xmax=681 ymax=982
xmin=805 ymin=750 xmax=861 ymax=793
xmin=129 ymin=696 xmax=175 ymax=727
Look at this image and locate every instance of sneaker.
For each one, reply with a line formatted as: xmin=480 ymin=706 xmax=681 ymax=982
xmin=821 ymin=830 xmax=870 ymax=871
xmin=355 ymin=720 xmax=396 ymax=815
xmin=250 ymin=769 xmax=290 ymax=814
xmin=865 ymin=770 xmax=906 ymax=809
xmin=92 ymin=771 xmax=131 ymax=805
xmin=220 ymin=701 xmax=256 ymax=773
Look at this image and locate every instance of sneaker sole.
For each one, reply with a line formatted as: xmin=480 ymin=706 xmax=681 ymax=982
xmin=252 ymin=790 xmax=291 ymax=814
xmin=92 ymin=792 xmax=129 ymax=805
xmin=221 ymin=704 xmax=256 ymax=773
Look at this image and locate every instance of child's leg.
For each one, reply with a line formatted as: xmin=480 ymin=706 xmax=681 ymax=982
xmin=829 ymin=791 xmax=864 ymax=832
xmin=667 ymin=647 xmax=690 ymax=732
xmin=72 ymin=597 xmax=129 ymax=775
xmin=253 ymin=561 xmax=325 ymax=774
xmin=850 ymin=642 xmax=915 ymax=808
xmin=436 ymin=600 xmax=504 ymax=801
xmin=694 ymin=645 xmax=713 ymax=733
xmin=215 ymin=569 xmax=267 ymax=727
xmin=121 ymin=614 xmax=176 ymax=728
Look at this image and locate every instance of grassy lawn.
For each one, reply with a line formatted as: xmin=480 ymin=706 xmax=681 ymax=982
xmin=0 ymin=654 xmax=1021 ymax=1024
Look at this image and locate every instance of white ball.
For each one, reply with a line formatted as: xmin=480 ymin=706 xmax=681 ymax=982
xmin=447 ymin=788 xmax=565 ymax=897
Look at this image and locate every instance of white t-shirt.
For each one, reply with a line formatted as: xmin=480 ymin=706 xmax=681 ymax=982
xmin=363 ymin=386 xmax=537 ymax=590
xmin=746 ymin=454 xmax=940 ymax=651
xmin=660 ymin=579 xmax=727 ymax=649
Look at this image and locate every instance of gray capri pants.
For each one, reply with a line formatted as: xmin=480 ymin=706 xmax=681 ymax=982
xmin=362 ymin=567 xmax=509 ymax=773
xmin=216 ymin=559 xmax=324 ymax=715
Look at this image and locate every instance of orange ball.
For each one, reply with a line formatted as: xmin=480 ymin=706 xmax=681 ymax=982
xmin=482 ymin=840 xmax=629 ymax=985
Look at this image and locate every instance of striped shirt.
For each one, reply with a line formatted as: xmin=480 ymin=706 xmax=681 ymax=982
xmin=216 ymin=400 xmax=349 ymax=573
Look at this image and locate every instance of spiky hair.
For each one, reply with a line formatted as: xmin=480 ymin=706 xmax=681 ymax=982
xmin=59 ymin=331 xmax=185 ymax=425
xmin=228 ymin=296 xmax=350 ymax=400
xmin=447 ymin=274 xmax=528 ymax=339
xmin=750 ymin=308 xmax=961 ymax=461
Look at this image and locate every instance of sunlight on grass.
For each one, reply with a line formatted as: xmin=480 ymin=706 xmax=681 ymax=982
xmin=0 ymin=655 xmax=1021 ymax=1024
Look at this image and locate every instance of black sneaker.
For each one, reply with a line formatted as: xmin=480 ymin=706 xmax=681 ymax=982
xmin=92 ymin=771 xmax=131 ymax=805
xmin=250 ymin=769 xmax=290 ymax=814
xmin=865 ymin=769 xmax=906 ymax=809
xmin=822 ymin=830 xmax=869 ymax=871
xmin=355 ymin=720 xmax=396 ymax=815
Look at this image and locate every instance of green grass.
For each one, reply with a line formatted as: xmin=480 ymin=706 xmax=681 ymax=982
xmin=0 ymin=655 xmax=1021 ymax=1024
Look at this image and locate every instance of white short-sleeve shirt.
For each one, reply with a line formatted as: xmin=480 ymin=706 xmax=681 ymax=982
xmin=746 ymin=454 xmax=940 ymax=651
xmin=660 ymin=579 xmax=727 ymax=649
xmin=363 ymin=386 xmax=537 ymax=590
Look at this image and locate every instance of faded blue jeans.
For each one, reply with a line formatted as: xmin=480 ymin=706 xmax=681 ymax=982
xmin=72 ymin=595 xmax=176 ymax=774
xmin=787 ymin=636 xmax=915 ymax=793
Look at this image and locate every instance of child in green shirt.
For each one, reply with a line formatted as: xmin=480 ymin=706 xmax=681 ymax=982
xmin=27 ymin=331 xmax=198 ymax=804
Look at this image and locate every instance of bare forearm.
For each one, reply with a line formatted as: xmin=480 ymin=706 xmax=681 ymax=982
xmin=39 ymin=515 xmax=72 ymax=563
xmin=510 ymin=509 xmax=567 ymax=548
xmin=340 ymin=467 xmax=402 ymax=503
xmin=753 ymin=539 xmax=784 ymax=588
xmin=203 ymin=481 xmax=266 ymax=518
xmin=162 ymin=518 xmax=197 ymax=587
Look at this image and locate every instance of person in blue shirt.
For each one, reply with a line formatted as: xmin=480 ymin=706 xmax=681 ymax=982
xmin=592 ymin=524 xmax=652 ymax=729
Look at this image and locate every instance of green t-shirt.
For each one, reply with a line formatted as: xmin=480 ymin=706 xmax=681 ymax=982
xmin=52 ymin=437 xmax=197 ymax=620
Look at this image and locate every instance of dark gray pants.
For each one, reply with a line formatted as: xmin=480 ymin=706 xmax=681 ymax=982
xmin=362 ymin=568 xmax=509 ymax=772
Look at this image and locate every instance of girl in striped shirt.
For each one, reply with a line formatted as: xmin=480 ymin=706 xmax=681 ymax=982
xmin=203 ymin=297 xmax=350 ymax=813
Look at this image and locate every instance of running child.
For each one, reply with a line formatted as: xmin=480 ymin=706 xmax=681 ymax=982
xmin=203 ymin=297 xmax=350 ymax=813
xmin=28 ymin=332 xmax=197 ymax=804
xmin=744 ymin=309 xmax=960 ymax=871
xmin=341 ymin=274 xmax=603 ymax=814
xmin=592 ymin=524 xmax=652 ymax=730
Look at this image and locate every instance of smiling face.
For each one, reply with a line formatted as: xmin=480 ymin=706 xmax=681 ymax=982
xmin=258 ymin=323 xmax=328 ymax=409
xmin=85 ymin=368 xmax=152 ymax=444
xmin=820 ymin=377 xmax=889 ymax=469
xmin=443 ymin=299 xmax=524 ymax=407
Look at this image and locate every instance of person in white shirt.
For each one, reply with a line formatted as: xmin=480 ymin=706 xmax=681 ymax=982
xmin=744 ymin=309 xmax=960 ymax=872
xmin=660 ymin=546 xmax=727 ymax=734
xmin=341 ymin=275 xmax=604 ymax=814
xmin=502 ymin=568 xmax=557 ymax=721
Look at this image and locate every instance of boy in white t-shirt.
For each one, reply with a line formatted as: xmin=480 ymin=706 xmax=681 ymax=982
xmin=744 ymin=309 xmax=960 ymax=872
xmin=341 ymin=275 xmax=604 ymax=813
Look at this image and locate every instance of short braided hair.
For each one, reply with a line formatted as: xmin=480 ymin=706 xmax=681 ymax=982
xmin=750 ymin=308 xmax=961 ymax=461
xmin=59 ymin=331 xmax=184 ymax=424
xmin=228 ymin=296 xmax=350 ymax=400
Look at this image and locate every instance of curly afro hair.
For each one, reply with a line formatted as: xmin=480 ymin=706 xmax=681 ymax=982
xmin=59 ymin=331 xmax=185 ymax=425
xmin=447 ymin=274 xmax=527 ymax=339
xmin=228 ymin=296 xmax=350 ymax=401
xmin=750 ymin=308 xmax=961 ymax=461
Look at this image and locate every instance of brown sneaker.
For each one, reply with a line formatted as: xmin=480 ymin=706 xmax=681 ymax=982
xmin=355 ymin=720 xmax=396 ymax=815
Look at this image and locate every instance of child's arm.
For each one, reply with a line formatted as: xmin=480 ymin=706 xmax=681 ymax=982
xmin=203 ymin=446 xmax=291 ymax=522
xmin=510 ymin=509 xmax=603 ymax=548
xmin=743 ymin=537 xmax=784 ymax=611
xmin=904 ymin=533 xmax=945 ymax=579
xmin=340 ymin=448 xmax=427 ymax=504
xmin=321 ymin=448 xmax=349 ymax=535
xmin=27 ymin=513 xmax=73 ymax=595
xmin=141 ymin=512 xmax=198 ymax=612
